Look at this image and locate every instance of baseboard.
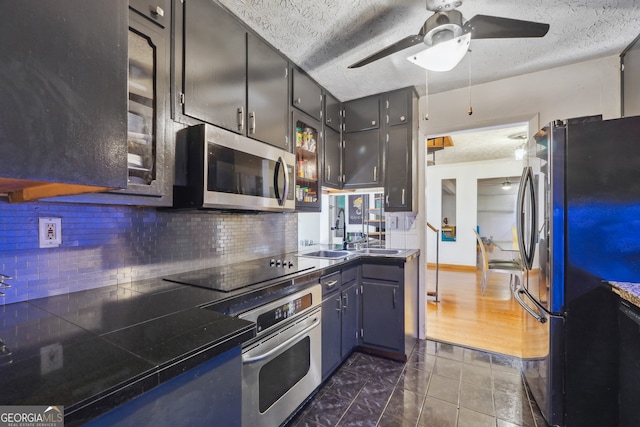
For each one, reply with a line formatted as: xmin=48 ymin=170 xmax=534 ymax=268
xmin=427 ymin=263 xmax=477 ymax=272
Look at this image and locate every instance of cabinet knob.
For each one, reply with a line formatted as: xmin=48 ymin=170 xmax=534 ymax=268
xmin=327 ymin=118 xmax=332 ymax=123
xmin=400 ymin=115 xmax=406 ymax=121
xmin=295 ymin=98 xmax=301 ymax=105
xmin=371 ymin=120 xmax=376 ymax=126
xmin=152 ymin=6 xmax=164 ymax=17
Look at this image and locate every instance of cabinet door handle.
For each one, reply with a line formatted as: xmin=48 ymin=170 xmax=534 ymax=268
xmin=325 ymin=280 xmax=338 ymax=289
xmin=343 ymin=294 xmax=348 ymax=310
xmin=237 ymin=107 xmax=244 ymax=132
xmin=392 ymin=288 xmax=396 ymax=309
xmin=327 ymin=165 xmax=331 ymax=181
xmin=402 ymin=188 xmax=405 ymax=205
xmin=336 ymin=295 xmax=342 ymax=312
xmin=295 ymin=97 xmax=301 ymax=105
xmin=151 ymin=5 xmax=164 ymax=17
xmin=327 ymin=117 xmax=332 ymax=124
xmin=386 ymin=194 xmax=389 ymax=205
xmin=372 ymin=120 xmax=376 ymax=126
xmin=373 ymin=166 xmax=377 ymax=182
xmin=249 ymin=111 xmax=256 ymax=135
xmin=400 ymin=115 xmax=405 ymax=122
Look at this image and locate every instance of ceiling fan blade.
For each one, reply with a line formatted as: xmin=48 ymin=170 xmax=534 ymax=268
xmin=464 ymin=14 xmax=549 ymax=39
xmin=348 ymin=34 xmax=424 ymax=68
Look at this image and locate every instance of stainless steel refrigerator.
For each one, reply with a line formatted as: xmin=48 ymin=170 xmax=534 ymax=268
xmin=514 ymin=115 xmax=640 ymax=427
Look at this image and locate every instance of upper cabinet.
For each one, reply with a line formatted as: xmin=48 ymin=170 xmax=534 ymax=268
xmin=343 ymin=95 xmax=380 ymax=133
xmin=122 ymin=11 xmax=172 ymax=202
xmin=343 ymin=129 xmax=382 ymax=188
xmin=323 ymin=127 xmax=342 ymax=188
xmin=0 ymin=1 xmax=128 ymax=202
xmin=385 ymin=90 xmax=411 ymax=127
xmin=129 ymin=0 xmax=170 ymax=28
xmin=292 ymin=69 xmax=323 ymax=121
xmin=324 ymin=93 xmax=341 ymax=132
xmin=247 ymin=34 xmax=289 ymax=149
xmin=45 ymin=6 xmax=174 ymax=206
xmin=293 ymin=110 xmax=321 ymax=211
xmin=180 ymin=0 xmax=289 ymax=150
xmin=384 ymin=88 xmax=418 ymax=212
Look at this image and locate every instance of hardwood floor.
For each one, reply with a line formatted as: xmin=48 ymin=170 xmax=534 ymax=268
xmin=426 ymin=267 xmax=548 ymax=359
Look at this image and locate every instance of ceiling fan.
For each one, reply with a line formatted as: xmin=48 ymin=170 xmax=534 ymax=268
xmin=348 ymin=0 xmax=550 ymax=71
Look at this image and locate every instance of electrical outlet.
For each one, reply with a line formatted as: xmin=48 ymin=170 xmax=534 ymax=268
xmin=39 ymin=217 xmax=62 ymax=248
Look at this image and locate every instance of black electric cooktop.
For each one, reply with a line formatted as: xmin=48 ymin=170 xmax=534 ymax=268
xmin=163 ymin=255 xmax=313 ymax=293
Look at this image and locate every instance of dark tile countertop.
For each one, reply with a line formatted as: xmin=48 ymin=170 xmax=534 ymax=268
xmin=0 ymin=247 xmax=420 ymax=425
xmin=609 ymin=281 xmax=640 ymax=308
xmin=0 ymin=280 xmax=255 ymax=425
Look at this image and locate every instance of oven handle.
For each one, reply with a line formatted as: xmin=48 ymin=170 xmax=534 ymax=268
xmin=243 ymin=316 xmax=319 ymax=364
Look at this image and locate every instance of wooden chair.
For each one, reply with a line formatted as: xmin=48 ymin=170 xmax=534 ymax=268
xmin=473 ymin=229 xmax=523 ymax=295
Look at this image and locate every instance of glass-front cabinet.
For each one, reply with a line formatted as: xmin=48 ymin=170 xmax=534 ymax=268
xmin=120 ymin=11 xmax=171 ymax=203
xmin=293 ymin=110 xmax=321 ymax=211
xmin=128 ymin=29 xmax=155 ymax=186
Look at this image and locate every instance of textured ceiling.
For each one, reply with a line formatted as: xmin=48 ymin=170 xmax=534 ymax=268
xmin=433 ymin=124 xmax=528 ymax=164
xmin=218 ymin=0 xmax=640 ymax=101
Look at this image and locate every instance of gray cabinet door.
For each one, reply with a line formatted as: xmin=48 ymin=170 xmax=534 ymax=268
xmin=0 ymin=0 xmax=128 ymax=189
xmin=129 ymin=0 xmax=170 ymax=28
xmin=344 ymin=96 xmax=380 ymax=133
xmin=325 ymin=93 xmax=341 ymax=131
xmin=361 ymin=281 xmax=403 ymax=353
xmin=322 ymin=293 xmax=343 ymax=381
xmin=292 ymin=69 xmax=322 ymax=120
xmin=323 ymin=127 xmax=342 ymax=188
xmin=247 ymin=33 xmax=289 ymax=149
xmin=341 ymin=282 xmax=360 ymax=359
xmin=184 ymin=0 xmax=246 ymax=135
xmin=343 ymin=129 xmax=382 ymax=187
xmin=385 ymin=125 xmax=411 ymax=211
xmin=386 ymin=90 xmax=411 ymax=127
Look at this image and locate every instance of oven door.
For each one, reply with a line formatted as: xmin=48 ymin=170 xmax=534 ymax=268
xmin=242 ymin=307 xmax=321 ymax=427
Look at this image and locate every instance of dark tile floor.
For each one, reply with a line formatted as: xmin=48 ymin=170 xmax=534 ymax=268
xmin=286 ymin=339 xmax=546 ymax=427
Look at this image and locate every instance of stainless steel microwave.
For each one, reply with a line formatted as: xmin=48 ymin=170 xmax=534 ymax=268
xmin=173 ymin=124 xmax=295 ymax=211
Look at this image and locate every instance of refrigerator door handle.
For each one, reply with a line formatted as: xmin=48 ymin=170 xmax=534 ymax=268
xmin=513 ymin=284 xmax=547 ymax=323
xmin=516 ymin=166 xmax=537 ymax=270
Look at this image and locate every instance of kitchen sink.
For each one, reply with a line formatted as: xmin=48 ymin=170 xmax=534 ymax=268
xmin=354 ymin=248 xmax=403 ymax=255
xmin=298 ymin=250 xmax=352 ymax=259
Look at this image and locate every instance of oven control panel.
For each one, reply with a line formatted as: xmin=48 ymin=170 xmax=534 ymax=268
xmin=256 ymin=293 xmax=312 ymax=332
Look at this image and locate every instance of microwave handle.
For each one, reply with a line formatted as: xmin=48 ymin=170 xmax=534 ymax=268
xmin=274 ymin=156 xmax=289 ymax=206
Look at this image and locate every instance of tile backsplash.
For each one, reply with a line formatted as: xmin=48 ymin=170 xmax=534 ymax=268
xmin=0 ymin=199 xmax=298 ymax=304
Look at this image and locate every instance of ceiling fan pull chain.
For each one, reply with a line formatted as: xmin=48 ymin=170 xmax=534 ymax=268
xmin=425 ymin=69 xmax=429 ymax=121
xmin=468 ymin=49 xmax=473 ymax=116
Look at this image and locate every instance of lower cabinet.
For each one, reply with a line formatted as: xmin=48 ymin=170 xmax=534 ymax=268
xmin=321 ymin=289 xmax=342 ymax=381
xmin=361 ymin=263 xmax=405 ymax=355
xmin=85 ymin=346 xmax=242 ymax=427
xmin=321 ymin=260 xmax=415 ymax=380
xmin=341 ymin=282 xmax=360 ymax=359
xmin=321 ymin=269 xmax=359 ymax=381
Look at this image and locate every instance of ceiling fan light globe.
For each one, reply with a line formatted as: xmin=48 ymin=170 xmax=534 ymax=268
xmin=407 ymin=32 xmax=471 ymax=72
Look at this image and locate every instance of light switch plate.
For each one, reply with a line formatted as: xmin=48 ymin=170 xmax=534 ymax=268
xmin=39 ymin=217 xmax=62 ymax=248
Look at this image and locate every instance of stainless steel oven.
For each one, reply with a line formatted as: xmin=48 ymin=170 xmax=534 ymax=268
xmin=173 ymin=123 xmax=295 ymax=212
xmin=239 ymin=284 xmax=322 ymax=427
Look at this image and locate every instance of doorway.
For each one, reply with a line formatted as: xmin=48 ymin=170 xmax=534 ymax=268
xmin=425 ymin=123 xmax=530 ymax=356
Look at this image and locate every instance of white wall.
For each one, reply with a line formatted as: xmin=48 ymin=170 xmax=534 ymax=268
xmin=477 ymin=193 xmax=518 ymax=243
xmin=426 ymin=159 xmax=523 ymax=266
xmin=417 ymin=55 xmax=621 ymax=297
